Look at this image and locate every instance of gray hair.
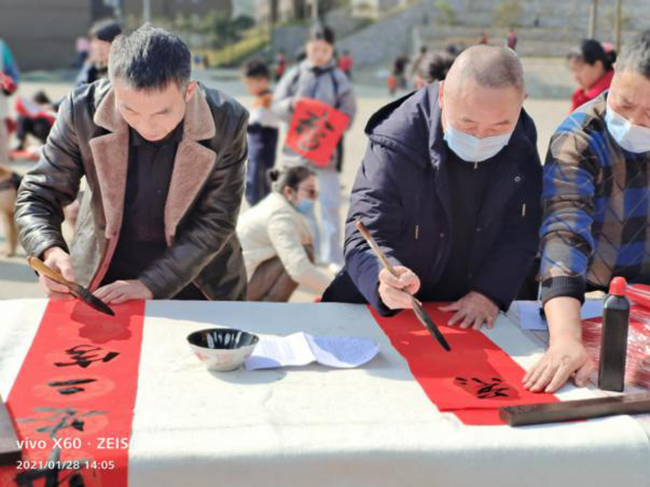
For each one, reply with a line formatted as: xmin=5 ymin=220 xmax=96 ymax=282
xmin=616 ymin=30 xmax=650 ymax=78
xmin=108 ymin=24 xmax=191 ymax=91
xmin=446 ymin=45 xmax=524 ymax=93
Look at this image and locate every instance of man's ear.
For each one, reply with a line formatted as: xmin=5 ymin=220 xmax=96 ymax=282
xmin=185 ymin=80 xmax=198 ymax=102
xmin=438 ymin=80 xmax=444 ymax=107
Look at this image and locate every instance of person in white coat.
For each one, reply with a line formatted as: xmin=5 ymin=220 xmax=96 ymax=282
xmin=238 ymin=166 xmax=332 ymax=301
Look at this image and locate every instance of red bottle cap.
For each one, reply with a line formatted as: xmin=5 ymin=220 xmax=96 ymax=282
xmin=609 ymin=277 xmax=628 ymax=296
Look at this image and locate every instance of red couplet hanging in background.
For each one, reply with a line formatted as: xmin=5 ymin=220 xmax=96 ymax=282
xmin=285 ymin=98 xmax=349 ymax=168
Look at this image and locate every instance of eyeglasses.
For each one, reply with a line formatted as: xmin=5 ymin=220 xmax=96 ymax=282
xmin=297 ymin=186 xmax=319 ymax=199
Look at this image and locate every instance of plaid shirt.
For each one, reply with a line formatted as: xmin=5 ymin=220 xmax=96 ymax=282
xmin=540 ymin=92 xmax=650 ymax=303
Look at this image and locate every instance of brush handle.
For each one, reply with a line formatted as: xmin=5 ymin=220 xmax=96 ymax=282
xmin=355 ymin=219 xmax=400 ymax=278
xmin=356 ymin=218 xmax=417 ymax=302
xmin=28 ymin=257 xmax=74 ymax=289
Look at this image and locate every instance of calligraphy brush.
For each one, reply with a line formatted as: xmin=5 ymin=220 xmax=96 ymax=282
xmin=28 ymin=257 xmax=115 ymax=316
xmin=355 ymin=218 xmax=451 ymax=352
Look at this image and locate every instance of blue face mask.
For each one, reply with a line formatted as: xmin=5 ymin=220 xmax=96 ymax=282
xmin=443 ymin=120 xmax=513 ymax=163
xmin=605 ymin=106 xmax=650 ymax=154
xmin=295 ymin=198 xmax=315 ymax=215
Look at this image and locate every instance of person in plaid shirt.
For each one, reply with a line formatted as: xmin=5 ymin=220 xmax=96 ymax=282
xmin=526 ymin=30 xmax=650 ymax=393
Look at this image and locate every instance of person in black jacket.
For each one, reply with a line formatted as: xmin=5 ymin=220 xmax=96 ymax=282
xmin=323 ymin=45 xmax=542 ymax=330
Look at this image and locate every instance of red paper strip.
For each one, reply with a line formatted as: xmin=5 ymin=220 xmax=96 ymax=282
xmin=285 ymin=98 xmax=349 ymax=167
xmin=369 ymin=303 xmax=560 ymax=425
xmin=0 ymin=299 xmax=145 ymax=486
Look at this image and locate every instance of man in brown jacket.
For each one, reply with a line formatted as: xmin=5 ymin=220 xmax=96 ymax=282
xmin=15 ymin=25 xmax=249 ymax=304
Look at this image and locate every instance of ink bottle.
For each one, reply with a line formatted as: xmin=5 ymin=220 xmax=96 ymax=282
xmin=598 ymin=277 xmax=630 ymax=392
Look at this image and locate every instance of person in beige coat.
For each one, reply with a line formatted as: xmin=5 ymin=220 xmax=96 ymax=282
xmin=238 ymin=166 xmax=332 ymax=301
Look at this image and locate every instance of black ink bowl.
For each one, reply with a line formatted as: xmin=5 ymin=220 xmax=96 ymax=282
xmin=187 ymin=328 xmax=259 ymax=372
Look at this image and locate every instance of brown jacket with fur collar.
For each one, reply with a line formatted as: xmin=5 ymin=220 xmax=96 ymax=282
xmin=15 ymin=79 xmax=249 ymax=300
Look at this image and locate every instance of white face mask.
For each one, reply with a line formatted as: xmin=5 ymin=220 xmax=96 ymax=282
xmin=443 ymin=119 xmax=513 ymax=162
xmin=605 ymin=106 xmax=650 ymax=154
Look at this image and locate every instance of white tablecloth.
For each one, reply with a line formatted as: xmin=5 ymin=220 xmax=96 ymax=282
xmin=1 ymin=299 xmax=649 ymax=487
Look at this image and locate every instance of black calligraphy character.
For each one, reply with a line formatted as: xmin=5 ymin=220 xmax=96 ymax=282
xmin=48 ymin=378 xmax=97 ymax=396
xmin=54 ymin=344 xmax=119 ymax=368
xmin=296 ymin=110 xmax=335 ymax=152
xmin=295 ymin=109 xmax=319 ymax=135
xmin=454 ymin=376 xmax=512 ymax=399
xmin=15 ymin=408 xmax=107 ymax=486
xmin=18 ymin=407 xmax=106 ymax=436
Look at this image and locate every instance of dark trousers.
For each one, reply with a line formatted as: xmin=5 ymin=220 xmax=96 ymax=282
xmin=335 ymin=137 xmax=345 ymax=173
xmin=246 ymin=125 xmax=278 ymax=206
xmin=16 ymin=116 xmax=52 ymax=147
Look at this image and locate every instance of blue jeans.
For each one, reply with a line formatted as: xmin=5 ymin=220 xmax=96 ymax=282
xmin=305 ymin=168 xmax=343 ymax=266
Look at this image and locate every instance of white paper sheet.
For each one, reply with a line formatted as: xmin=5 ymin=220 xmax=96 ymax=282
xmin=244 ymin=333 xmax=315 ymax=369
xmin=245 ymin=332 xmax=379 ymax=370
xmin=518 ymin=300 xmax=605 ymax=331
xmin=305 ymin=334 xmax=380 ymax=368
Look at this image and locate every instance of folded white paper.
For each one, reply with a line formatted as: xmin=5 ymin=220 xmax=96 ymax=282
xmin=245 ymin=332 xmax=379 ymax=370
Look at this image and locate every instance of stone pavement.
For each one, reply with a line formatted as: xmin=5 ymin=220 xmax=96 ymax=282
xmin=0 ymin=75 xmax=571 ymax=302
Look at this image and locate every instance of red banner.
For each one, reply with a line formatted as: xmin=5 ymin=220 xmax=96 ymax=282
xmin=0 ymin=299 xmax=145 ymax=486
xmin=285 ymin=98 xmax=349 ymax=167
xmin=369 ymin=303 xmax=560 ymax=425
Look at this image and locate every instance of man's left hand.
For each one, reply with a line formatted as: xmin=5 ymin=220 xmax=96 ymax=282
xmin=439 ymin=292 xmax=498 ymax=330
xmin=94 ymin=280 xmax=153 ymax=304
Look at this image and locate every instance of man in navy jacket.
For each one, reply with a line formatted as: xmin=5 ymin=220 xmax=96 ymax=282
xmin=323 ymin=46 xmax=542 ymax=330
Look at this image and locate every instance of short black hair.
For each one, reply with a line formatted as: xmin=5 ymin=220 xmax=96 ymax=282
xmin=308 ymin=23 xmax=335 ymax=45
xmin=108 ymin=24 xmax=191 ymax=91
xmin=616 ymin=30 xmax=650 ymax=78
xmin=90 ymin=19 xmax=122 ymax=43
xmin=568 ymin=39 xmax=616 ymax=71
xmin=242 ymin=60 xmax=270 ymax=80
xmin=33 ymin=90 xmax=51 ymax=105
xmin=418 ymin=50 xmax=456 ymax=83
